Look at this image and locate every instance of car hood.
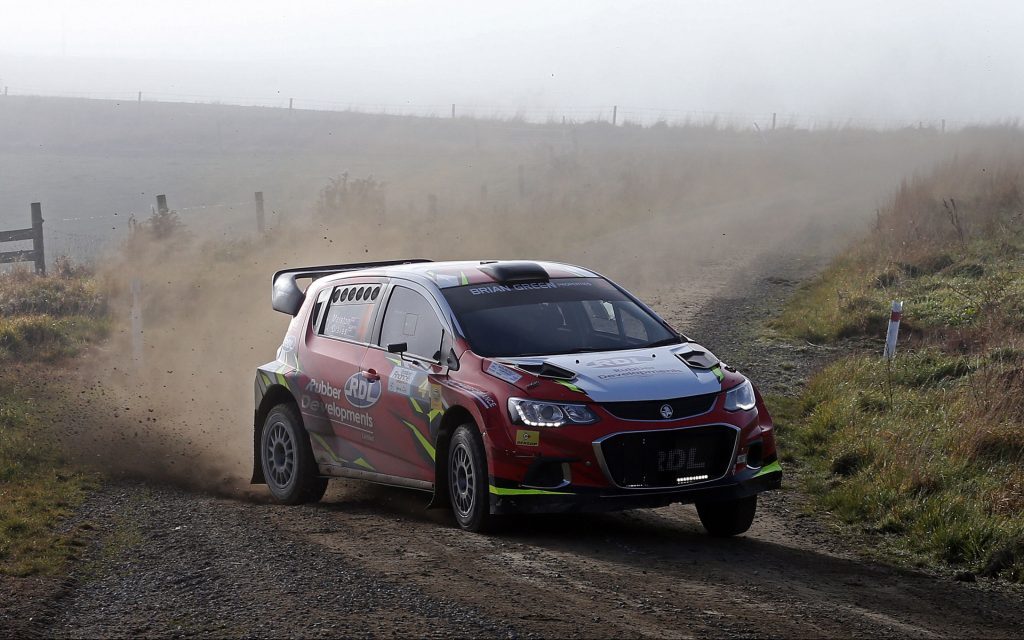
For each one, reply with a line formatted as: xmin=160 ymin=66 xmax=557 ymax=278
xmin=499 ymin=343 xmax=724 ymax=403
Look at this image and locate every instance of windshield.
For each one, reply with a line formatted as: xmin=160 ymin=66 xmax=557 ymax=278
xmin=441 ymin=277 xmax=681 ymax=357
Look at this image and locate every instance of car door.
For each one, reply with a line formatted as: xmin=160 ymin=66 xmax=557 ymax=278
xmin=300 ymin=279 xmax=386 ymax=475
xmin=360 ymin=282 xmax=449 ymax=483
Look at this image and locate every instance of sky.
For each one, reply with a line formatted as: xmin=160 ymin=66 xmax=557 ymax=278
xmin=0 ymin=0 xmax=1021 ymax=125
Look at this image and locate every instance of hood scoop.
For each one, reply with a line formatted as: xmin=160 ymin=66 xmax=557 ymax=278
xmin=513 ymin=362 xmax=577 ymax=381
xmin=676 ymin=349 xmax=720 ymax=370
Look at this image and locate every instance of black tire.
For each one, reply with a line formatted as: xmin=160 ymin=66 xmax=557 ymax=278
xmin=260 ymin=403 xmax=328 ymax=505
xmin=696 ymin=495 xmax=757 ymax=537
xmin=448 ymin=423 xmax=491 ymax=532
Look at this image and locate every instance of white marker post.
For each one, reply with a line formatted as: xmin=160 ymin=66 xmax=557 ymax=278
xmin=883 ymin=300 xmax=903 ymax=359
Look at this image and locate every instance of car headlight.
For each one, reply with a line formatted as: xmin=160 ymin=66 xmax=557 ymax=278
xmin=724 ymin=379 xmax=756 ymax=411
xmin=508 ymin=398 xmax=598 ymax=427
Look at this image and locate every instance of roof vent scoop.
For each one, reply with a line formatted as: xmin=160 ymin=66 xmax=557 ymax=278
xmin=479 ymin=261 xmax=550 ymax=284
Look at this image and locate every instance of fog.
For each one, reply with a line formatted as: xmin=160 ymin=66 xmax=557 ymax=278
xmin=2 ymin=0 xmax=1022 ymax=494
xmin=1 ymin=1 xmax=1023 ymax=124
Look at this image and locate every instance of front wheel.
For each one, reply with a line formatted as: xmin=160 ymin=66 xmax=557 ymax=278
xmin=448 ymin=424 xmax=491 ymax=532
xmin=260 ymin=404 xmax=328 ymax=504
xmin=696 ymin=495 xmax=757 ymax=537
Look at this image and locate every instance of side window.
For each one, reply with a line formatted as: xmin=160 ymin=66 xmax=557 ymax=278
xmin=379 ymin=286 xmax=445 ymax=360
xmin=310 ymin=287 xmax=331 ymax=333
xmin=318 ymin=284 xmax=382 ymax=343
xmin=618 ymin=305 xmax=650 ymax=342
xmin=581 ymin=300 xmax=649 ymax=342
xmin=583 ymin=300 xmax=617 ymax=334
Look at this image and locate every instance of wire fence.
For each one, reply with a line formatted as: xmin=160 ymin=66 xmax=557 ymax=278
xmin=30 ymin=196 xmax=273 ymax=266
xmin=0 ymin=85 xmax=986 ymax=131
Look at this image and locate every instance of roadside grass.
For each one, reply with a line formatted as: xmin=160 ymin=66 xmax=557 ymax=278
xmin=773 ymin=155 xmax=1024 ymax=581
xmin=0 ymin=263 xmax=107 ymax=576
xmin=775 ymin=236 xmax=1024 ymax=344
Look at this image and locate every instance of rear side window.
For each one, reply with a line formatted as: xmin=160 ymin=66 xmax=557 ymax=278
xmin=379 ymin=286 xmax=445 ymax=360
xmin=317 ymin=284 xmax=382 ymax=343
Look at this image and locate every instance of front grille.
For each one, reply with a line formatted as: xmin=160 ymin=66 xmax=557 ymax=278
xmin=601 ymin=392 xmax=717 ymax=421
xmin=598 ymin=425 xmax=737 ymax=489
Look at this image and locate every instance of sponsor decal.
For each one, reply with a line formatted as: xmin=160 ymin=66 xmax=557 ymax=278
xmin=470 ymin=282 xmax=555 ymax=295
xmin=446 ymin=379 xmax=498 ymax=409
xmin=580 ymin=357 xmax=694 ymax=380
xmin=300 ymin=394 xmax=375 ymax=430
xmin=486 ymin=361 xmax=523 ymax=384
xmin=515 ymin=429 xmax=540 ymax=447
xmin=595 ymin=366 xmax=689 ymax=380
xmin=387 ymin=366 xmax=419 ymax=396
xmin=586 ymin=355 xmax=653 ymax=368
xmin=657 ymin=447 xmax=706 ymax=473
xmin=468 ymin=280 xmax=593 ymax=295
xmin=344 ymin=373 xmax=382 ymax=408
xmin=306 ymin=377 xmax=342 ymax=400
xmin=429 ymin=384 xmax=444 ymax=413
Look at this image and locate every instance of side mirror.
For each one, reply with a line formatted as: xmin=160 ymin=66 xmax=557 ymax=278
xmin=387 ymin=342 xmax=407 ymax=354
xmin=438 ymin=329 xmax=459 ymax=371
xmin=446 ymin=347 xmax=460 ymax=371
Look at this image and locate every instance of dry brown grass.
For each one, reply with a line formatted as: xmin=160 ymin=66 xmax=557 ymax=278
xmin=876 ymin=151 xmax=1024 ymax=252
xmin=777 ymin=154 xmax=1024 ymax=580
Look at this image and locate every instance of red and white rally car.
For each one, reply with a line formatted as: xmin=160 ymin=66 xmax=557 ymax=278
xmin=253 ymin=260 xmax=780 ymax=534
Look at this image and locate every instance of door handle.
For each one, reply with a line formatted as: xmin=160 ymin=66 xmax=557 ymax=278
xmin=363 ymin=368 xmax=380 ymax=382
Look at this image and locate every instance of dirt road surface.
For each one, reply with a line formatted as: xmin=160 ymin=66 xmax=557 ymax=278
xmin=5 ymin=188 xmax=1024 ymax=638
xmin=6 ymin=249 xmax=1021 ymax=640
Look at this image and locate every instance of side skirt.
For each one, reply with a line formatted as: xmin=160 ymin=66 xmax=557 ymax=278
xmin=318 ymin=464 xmax=434 ymax=492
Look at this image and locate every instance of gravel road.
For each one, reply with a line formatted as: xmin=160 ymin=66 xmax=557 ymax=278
xmin=4 ymin=248 xmax=1023 ymax=640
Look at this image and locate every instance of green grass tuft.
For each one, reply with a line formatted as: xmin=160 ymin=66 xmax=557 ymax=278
xmin=0 ymin=265 xmax=107 ymax=576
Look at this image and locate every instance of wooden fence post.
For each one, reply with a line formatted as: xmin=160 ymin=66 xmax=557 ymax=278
xmin=451 ymin=104 xmax=456 ymax=118
xmin=612 ymin=105 xmax=617 ymax=126
xmin=772 ymin=112 xmax=777 ymax=130
xmin=31 ymin=202 xmax=45 ymax=275
xmin=289 ymin=98 xmax=294 ymax=110
xmin=156 ymin=194 xmax=168 ymax=214
xmin=137 ymin=91 xmax=142 ymax=103
xmin=255 ymin=191 xmax=266 ymax=233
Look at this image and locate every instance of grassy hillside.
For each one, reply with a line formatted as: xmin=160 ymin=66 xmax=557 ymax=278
xmin=774 ymin=155 xmax=1024 ymax=581
xmin=1 ymin=95 xmax=1019 ymax=266
xmin=0 ymin=263 xmax=108 ymax=575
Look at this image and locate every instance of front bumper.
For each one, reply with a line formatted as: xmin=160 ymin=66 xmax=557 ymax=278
xmin=488 ymin=461 xmax=781 ymax=515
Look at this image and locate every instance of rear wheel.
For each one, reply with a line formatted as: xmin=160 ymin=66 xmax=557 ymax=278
xmin=696 ymin=495 xmax=757 ymax=537
xmin=261 ymin=403 xmax=328 ymax=504
xmin=448 ymin=424 xmax=491 ymax=532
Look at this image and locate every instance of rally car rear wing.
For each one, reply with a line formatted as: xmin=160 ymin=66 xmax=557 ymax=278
xmin=271 ymin=259 xmax=432 ymax=315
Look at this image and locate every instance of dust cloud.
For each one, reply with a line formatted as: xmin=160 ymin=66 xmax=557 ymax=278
xmin=60 ymin=117 xmax=1023 ymax=498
